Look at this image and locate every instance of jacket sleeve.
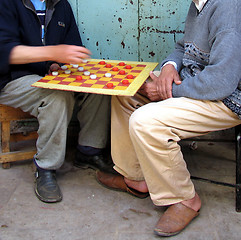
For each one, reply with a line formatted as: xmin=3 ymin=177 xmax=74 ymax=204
xmin=0 ymin=0 xmax=21 ymax=75
xmin=62 ymin=1 xmax=83 ymax=46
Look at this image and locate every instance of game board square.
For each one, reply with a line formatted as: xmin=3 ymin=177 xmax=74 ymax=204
xmin=131 ymin=70 xmax=142 ymax=73
xmin=95 ymin=81 xmax=110 ymax=85
xmin=71 ymin=72 xmax=80 ymax=75
xmin=111 ymin=78 xmax=123 ymax=82
xmin=117 ymin=82 xmax=129 ymax=87
xmin=63 ymin=78 xmax=76 ymax=82
xmin=96 ymin=71 xmax=106 ymax=74
xmin=60 ymin=81 xmax=72 ymax=85
xmin=52 ymin=77 xmax=65 ymax=81
xmin=98 ymin=78 xmax=109 ymax=81
xmin=44 ymin=76 xmax=55 ymax=80
xmin=81 ymin=83 xmax=93 ymax=87
xmin=114 ymin=86 xmax=127 ymax=90
xmin=48 ymin=80 xmax=61 ymax=84
xmin=68 ymin=74 xmax=78 ymax=78
xmin=69 ymin=82 xmax=82 ymax=86
xmin=90 ymin=67 xmax=101 ymax=71
xmin=84 ymin=80 xmax=97 ymax=84
xmin=136 ymin=64 xmax=147 ymax=67
xmin=91 ymin=84 xmax=105 ymax=89
xmin=38 ymin=79 xmax=50 ymax=83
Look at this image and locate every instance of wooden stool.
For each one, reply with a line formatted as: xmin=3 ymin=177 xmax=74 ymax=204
xmin=0 ymin=104 xmax=38 ymax=169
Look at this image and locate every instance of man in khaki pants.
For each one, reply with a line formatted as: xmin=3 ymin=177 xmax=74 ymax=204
xmin=96 ymin=0 xmax=241 ymax=237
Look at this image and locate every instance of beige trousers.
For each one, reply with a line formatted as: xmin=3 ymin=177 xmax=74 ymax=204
xmin=111 ymin=91 xmax=241 ymax=206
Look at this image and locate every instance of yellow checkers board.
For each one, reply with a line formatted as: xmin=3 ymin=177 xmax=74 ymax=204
xmin=32 ymin=59 xmax=158 ymax=96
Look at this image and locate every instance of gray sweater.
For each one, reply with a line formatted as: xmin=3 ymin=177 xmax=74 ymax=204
xmin=163 ymin=0 xmax=241 ymax=117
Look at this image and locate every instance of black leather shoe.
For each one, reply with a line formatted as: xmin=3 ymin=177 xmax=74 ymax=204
xmin=74 ymin=151 xmax=116 ymax=174
xmin=34 ymin=169 xmax=62 ymax=203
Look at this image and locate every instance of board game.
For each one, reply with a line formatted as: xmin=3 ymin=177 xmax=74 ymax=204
xmin=32 ymin=59 xmax=158 ymax=96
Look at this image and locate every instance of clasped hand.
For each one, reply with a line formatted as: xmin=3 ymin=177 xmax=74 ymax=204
xmin=138 ymin=64 xmax=181 ymax=101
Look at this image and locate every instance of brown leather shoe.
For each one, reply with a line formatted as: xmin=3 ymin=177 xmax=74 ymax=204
xmin=154 ymin=203 xmax=199 ymax=237
xmin=96 ymin=170 xmax=149 ymax=199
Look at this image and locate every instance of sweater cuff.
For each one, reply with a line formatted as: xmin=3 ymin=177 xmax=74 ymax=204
xmin=161 ymin=61 xmax=178 ymax=71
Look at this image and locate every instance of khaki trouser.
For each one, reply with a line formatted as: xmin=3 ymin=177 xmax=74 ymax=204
xmin=0 ymin=75 xmax=110 ymax=169
xmin=111 ymin=87 xmax=241 ymax=206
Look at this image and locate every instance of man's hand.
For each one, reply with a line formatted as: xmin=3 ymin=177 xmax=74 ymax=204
xmin=138 ymin=80 xmax=162 ymax=101
xmin=47 ymin=45 xmax=92 ymax=64
xmin=138 ymin=65 xmax=181 ymax=101
xmin=9 ymin=45 xmax=92 ymax=65
xmin=153 ymin=64 xmax=181 ymax=100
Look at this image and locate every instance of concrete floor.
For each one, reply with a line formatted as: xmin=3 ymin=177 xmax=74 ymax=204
xmin=0 ymin=140 xmax=241 ymax=240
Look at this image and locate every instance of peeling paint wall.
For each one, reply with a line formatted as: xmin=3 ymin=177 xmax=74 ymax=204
xmin=68 ymin=0 xmax=190 ymax=64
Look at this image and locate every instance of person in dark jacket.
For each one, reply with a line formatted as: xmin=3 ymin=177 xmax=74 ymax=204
xmin=0 ymin=0 xmax=112 ymax=203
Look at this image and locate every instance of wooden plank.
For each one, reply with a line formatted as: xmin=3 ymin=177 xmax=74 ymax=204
xmin=0 ymin=104 xmax=34 ymax=121
xmin=0 ymin=150 xmax=36 ymax=163
xmin=1 ymin=121 xmax=10 ymax=152
xmin=10 ymin=132 xmax=38 ymax=142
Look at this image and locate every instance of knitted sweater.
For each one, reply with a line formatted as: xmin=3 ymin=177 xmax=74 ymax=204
xmin=163 ymin=0 xmax=241 ymax=117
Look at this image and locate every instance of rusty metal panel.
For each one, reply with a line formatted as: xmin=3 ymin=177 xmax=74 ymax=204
xmin=68 ymin=0 xmax=190 ymax=63
xmin=69 ymin=0 xmax=139 ymax=61
xmin=139 ymin=0 xmax=190 ymax=62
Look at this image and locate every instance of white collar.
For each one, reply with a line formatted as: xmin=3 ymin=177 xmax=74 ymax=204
xmin=193 ymin=0 xmax=208 ymax=12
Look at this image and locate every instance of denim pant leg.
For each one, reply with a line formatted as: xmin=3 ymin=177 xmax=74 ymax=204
xmin=0 ymin=75 xmax=75 ymax=169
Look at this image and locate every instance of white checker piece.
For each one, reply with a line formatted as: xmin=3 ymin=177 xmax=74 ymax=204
xmin=90 ymin=75 xmax=97 ymax=80
xmin=84 ymin=71 xmax=90 ymax=76
xmin=52 ymin=71 xmax=58 ymax=76
xmin=105 ymin=73 xmax=112 ymax=78
xmin=65 ymin=70 xmax=71 ymax=74
xmin=61 ymin=65 xmax=68 ymax=70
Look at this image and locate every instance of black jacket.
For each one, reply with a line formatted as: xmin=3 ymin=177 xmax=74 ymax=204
xmin=0 ymin=0 xmax=83 ymax=90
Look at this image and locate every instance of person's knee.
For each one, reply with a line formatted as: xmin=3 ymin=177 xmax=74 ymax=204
xmin=129 ymin=102 xmax=177 ymax=136
xmin=129 ymin=107 xmax=151 ymax=135
xmin=39 ymin=91 xmax=75 ymax=118
xmin=51 ymin=91 xmax=75 ymax=107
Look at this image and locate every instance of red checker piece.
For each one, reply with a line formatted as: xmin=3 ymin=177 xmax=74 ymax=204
xmin=76 ymin=76 xmax=83 ymax=81
xmin=127 ymin=74 xmax=134 ymax=79
xmin=122 ymin=80 xmax=129 ymax=85
xmin=119 ymin=62 xmax=125 ymax=66
xmin=119 ymin=70 xmax=126 ymax=75
xmin=112 ymin=67 xmax=119 ymax=71
xmin=125 ymin=65 xmax=132 ymax=69
xmin=105 ymin=64 xmax=112 ymax=68
xmin=99 ymin=61 xmax=106 ymax=65
xmin=107 ymin=83 xmax=114 ymax=88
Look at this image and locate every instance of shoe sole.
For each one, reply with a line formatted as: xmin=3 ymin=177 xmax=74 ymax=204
xmin=34 ymin=187 xmax=62 ymax=203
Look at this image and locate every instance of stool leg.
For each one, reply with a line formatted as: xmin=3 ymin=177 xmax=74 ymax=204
xmin=235 ymin=125 xmax=241 ymax=212
xmin=1 ymin=121 xmax=11 ymax=169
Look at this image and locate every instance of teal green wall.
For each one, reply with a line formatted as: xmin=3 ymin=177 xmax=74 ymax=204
xmin=68 ymin=0 xmax=191 ymax=65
